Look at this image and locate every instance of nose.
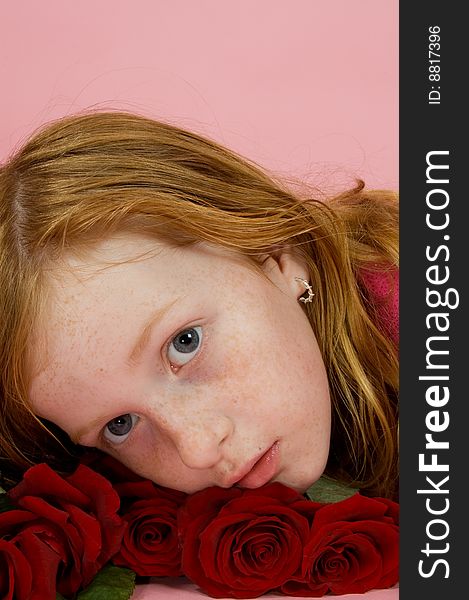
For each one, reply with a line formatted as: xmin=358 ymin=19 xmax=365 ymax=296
xmin=162 ymin=411 xmax=234 ymax=470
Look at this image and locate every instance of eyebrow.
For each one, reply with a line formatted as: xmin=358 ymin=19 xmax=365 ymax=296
xmin=127 ymin=298 xmax=179 ymax=367
xmin=70 ymin=297 xmax=179 ymax=444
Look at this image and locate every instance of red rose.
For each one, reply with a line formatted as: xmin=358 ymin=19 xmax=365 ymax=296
xmin=178 ymin=483 xmax=310 ymax=599
xmin=0 ymin=521 xmax=61 ymax=600
xmin=4 ymin=463 xmax=125 ymax=599
xmin=281 ymin=493 xmax=399 ymax=596
xmin=112 ymin=480 xmax=187 ymax=577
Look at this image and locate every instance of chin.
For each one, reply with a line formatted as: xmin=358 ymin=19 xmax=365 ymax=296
xmin=294 ymin=481 xmax=314 ymax=494
xmin=288 ymin=483 xmax=308 ymax=494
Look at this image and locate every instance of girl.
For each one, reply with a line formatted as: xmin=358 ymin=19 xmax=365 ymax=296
xmin=0 ymin=111 xmax=398 ymax=500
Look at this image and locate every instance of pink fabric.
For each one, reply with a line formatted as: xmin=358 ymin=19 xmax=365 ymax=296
xmin=131 ymin=578 xmax=399 ymax=599
xmin=359 ymin=269 xmax=399 ymax=346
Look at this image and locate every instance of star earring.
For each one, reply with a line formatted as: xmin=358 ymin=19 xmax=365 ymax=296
xmin=294 ymin=277 xmax=315 ymax=303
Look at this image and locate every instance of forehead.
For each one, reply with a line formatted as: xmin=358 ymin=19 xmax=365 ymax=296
xmin=44 ymin=233 xmax=241 ymax=304
xmin=38 ymin=237 xmax=170 ymax=355
xmin=37 ymin=234 xmax=234 ymax=348
xmin=29 ymin=234 xmax=259 ymax=402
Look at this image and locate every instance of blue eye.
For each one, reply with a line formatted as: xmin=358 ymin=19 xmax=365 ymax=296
xmin=167 ymin=326 xmax=203 ymax=367
xmin=104 ymin=413 xmax=138 ymax=444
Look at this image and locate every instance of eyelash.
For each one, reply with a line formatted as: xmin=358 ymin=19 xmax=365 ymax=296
xmin=165 ymin=325 xmax=204 ymax=371
xmin=101 ymin=413 xmax=140 ymax=448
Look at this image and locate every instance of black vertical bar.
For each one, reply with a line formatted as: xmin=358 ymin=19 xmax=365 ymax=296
xmin=400 ymin=2 xmax=465 ymax=598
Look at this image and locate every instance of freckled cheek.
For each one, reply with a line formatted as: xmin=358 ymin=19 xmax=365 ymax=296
xmin=116 ymin=432 xmax=207 ymax=492
xmin=212 ymin=334 xmax=295 ymax=419
xmin=256 ymin=348 xmax=330 ymax=436
xmin=114 ymin=425 xmax=171 ymax=482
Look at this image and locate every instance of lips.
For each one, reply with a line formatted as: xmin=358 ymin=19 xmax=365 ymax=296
xmin=233 ymin=441 xmax=280 ymax=489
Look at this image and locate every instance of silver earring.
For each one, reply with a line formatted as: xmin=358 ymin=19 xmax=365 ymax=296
xmin=295 ymin=277 xmax=314 ymax=303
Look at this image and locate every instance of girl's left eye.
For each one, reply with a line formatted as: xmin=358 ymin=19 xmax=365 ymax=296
xmin=167 ymin=326 xmax=203 ymax=367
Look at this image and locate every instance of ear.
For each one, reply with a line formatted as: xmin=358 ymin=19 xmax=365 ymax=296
xmin=260 ymin=249 xmax=311 ymax=301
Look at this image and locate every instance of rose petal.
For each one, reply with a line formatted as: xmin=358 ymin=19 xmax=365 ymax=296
xmin=14 ymin=527 xmax=63 ymax=600
xmin=0 ymin=538 xmax=33 ymax=600
xmin=9 ymin=465 xmax=89 ymax=506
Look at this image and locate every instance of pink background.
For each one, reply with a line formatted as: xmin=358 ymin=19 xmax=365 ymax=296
xmin=1 ymin=0 xmax=398 ymax=192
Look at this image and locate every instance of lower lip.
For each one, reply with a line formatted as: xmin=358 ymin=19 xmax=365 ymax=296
xmin=236 ymin=441 xmax=280 ymax=489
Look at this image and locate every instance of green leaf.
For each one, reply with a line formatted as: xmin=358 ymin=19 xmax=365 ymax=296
xmin=77 ymin=565 xmax=136 ymax=600
xmin=0 ymin=491 xmax=15 ymax=514
xmin=56 ymin=594 xmax=67 ymax=600
xmin=305 ymin=476 xmax=359 ymax=503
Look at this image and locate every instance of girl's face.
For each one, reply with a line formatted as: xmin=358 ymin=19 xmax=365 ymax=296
xmin=30 ymin=234 xmax=331 ymax=494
